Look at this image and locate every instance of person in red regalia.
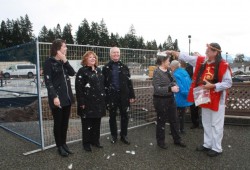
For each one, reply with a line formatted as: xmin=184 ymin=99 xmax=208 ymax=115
xmin=166 ymin=43 xmax=232 ymax=157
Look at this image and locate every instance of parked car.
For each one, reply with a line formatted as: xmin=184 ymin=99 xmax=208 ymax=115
xmin=232 ymin=77 xmax=244 ymax=82
xmin=2 ymin=64 xmax=36 ymax=78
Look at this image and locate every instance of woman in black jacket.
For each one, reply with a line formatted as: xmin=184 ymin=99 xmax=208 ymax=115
xmin=43 ymin=39 xmax=75 ymax=157
xmin=75 ymin=51 xmax=106 ymax=152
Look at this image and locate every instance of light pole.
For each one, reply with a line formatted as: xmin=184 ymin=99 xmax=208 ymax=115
xmin=226 ymin=52 xmax=228 ymax=62
xmin=188 ymin=35 xmax=191 ymax=55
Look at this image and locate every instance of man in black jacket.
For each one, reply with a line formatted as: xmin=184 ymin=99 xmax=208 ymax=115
xmin=102 ymin=47 xmax=135 ymax=145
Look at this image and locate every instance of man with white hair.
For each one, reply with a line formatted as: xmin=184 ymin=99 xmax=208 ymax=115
xmin=102 ymin=47 xmax=135 ymax=145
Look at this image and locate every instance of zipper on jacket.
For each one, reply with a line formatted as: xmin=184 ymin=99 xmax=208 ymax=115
xmin=62 ymin=64 xmax=71 ymax=102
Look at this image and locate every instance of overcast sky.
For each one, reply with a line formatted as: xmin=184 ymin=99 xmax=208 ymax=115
xmin=1 ymin=0 xmax=250 ymax=56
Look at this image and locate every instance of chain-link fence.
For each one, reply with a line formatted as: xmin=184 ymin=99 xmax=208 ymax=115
xmin=0 ymin=41 xmax=41 ymax=145
xmin=0 ymin=41 xmax=158 ymax=149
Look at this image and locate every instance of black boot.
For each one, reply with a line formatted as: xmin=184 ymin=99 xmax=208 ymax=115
xmin=58 ymin=146 xmax=69 ymax=157
xmin=62 ymin=144 xmax=74 ymax=154
xmin=83 ymin=144 xmax=92 ymax=152
xmin=120 ymin=136 xmax=130 ymax=145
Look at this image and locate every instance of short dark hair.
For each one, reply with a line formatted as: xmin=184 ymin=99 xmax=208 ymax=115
xmin=50 ymin=39 xmax=66 ymax=57
xmin=156 ymin=55 xmax=170 ymax=65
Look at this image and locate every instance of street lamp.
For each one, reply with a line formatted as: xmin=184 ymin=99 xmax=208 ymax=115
xmin=188 ymin=35 xmax=191 ymax=55
xmin=226 ymin=52 xmax=228 ymax=62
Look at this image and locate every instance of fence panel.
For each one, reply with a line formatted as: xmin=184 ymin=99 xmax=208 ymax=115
xmin=0 ymin=41 xmax=42 ymax=145
xmin=38 ymin=42 xmax=157 ymax=147
xmin=226 ymin=82 xmax=250 ymax=116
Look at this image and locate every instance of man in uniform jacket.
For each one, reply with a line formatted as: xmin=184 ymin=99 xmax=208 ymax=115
xmin=102 ymin=47 xmax=135 ymax=145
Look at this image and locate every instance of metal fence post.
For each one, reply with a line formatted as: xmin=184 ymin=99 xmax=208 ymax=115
xmin=36 ymin=39 xmax=45 ymax=150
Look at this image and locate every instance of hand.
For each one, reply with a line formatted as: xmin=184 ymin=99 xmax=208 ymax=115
xmin=57 ymin=51 xmax=67 ymax=63
xmin=129 ymin=98 xmax=135 ymax=103
xmin=203 ymin=80 xmax=215 ymax=89
xmin=171 ymin=85 xmax=179 ymax=93
xmin=165 ymin=50 xmax=179 ymax=59
xmin=165 ymin=50 xmax=173 ymax=55
xmin=53 ymin=97 xmax=61 ymax=108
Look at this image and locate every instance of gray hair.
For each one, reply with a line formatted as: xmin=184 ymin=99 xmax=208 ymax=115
xmin=170 ymin=60 xmax=180 ymax=68
xmin=110 ymin=47 xmax=120 ymax=54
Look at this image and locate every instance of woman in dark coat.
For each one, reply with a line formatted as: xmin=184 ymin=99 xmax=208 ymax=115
xmin=44 ymin=39 xmax=75 ymax=157
xmin=75 ymin=51 xmax=106 ymax=152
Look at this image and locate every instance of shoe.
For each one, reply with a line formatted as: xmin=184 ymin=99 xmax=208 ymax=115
xmin=207 ymin=150 xmax=222 ymax=157
xmin=196 ymin=145 xmax=211 ymax=152
xmin=110 ymin=136 xmax=117 ymax=144
xmin=120 ymin=136 xmax=130 ymax=145
xmin=157 ymin=143 xmax=168 ymax=149
xmin=92 ymin=143 xmax=103 ymax=148
xmin=190 ymin=125 xmax=199 ymax=129
xmin=62 ymin=144 xmax=74 ymax=154
xmin=58 ymin=146 xmax=69 ymax=157
xmin=83 ymin=144 xmax=92 ymax=152
xmin=174 ymin=141 xmax=186 ymax=147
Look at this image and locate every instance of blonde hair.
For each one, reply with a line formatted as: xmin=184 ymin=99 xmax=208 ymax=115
xmin=81 ymin=51 xmax=99 ymax=66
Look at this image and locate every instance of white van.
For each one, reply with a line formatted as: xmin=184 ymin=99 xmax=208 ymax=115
xmin=2 ymin=64 xmax=36 ymax=78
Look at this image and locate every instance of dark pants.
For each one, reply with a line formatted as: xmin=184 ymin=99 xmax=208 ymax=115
xmin=153 ymin=97 xmax=181 ymax=145
xmin=51 ymin=105 xmax=71 ymax=147
xmin=108 ymin=91 xmax=129 ymax=138
xmin=177 ymin=107 xmax=186 ymax=132
xmin=81 ymin=117 xmax=101 ymax=145
xmin=190 ymin=104 xmax=200 ymax=127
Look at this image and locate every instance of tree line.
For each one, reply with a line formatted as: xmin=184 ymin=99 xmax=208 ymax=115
xmin=0 ymin=14 xmax=176 ymax=50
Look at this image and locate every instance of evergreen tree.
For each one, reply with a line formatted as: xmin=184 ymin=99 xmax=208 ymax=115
xmin=234 ymin=53 xmax=245 ymax=63
xmin=158 ymin=43 xmax=163 ymax=51
xmin=110 ymin=33 xmax=119 ymax=47
xmin=20 ymin=14 xmax=33 ymax=43
xmin=12 ymin=20 xmax=22 ymax=46
xmin=47 ymin=29 xmax=55 ymax=42
xmin=38 ymin=25 xmax=49 ymax=42
xmin=128 ymin=24 xmax=136 ymax=36
xmin=99 ymin=19 xmax=109 ymax=46
xmin=146 ymin=41 xmax=152 ymax=50
xmin=62 ymin=23 xmax=74 ymax=44
xmin=126 ymin=24 xmax=138 ymax=48
xmin=89 ymin=21 xmax=100 ymax=45
xmin=162 ymin=41 xmax=167 ymax=50
xmin=54 ymin=24 xmax=62 ymax=39
xmin=119 ymin=36 xmax=129 ymax=48
xmin=6 ymin=19 xmax=13 ymax=47
xmin=0 ymin=21 xmax=8 ymax=48
xmin=76 ymin=19 xmax=91 ymax=45
xmin=151 ymin=40 xmax=158 ymax=50
xmin=137 ymin=36 xmax=145 ymax=49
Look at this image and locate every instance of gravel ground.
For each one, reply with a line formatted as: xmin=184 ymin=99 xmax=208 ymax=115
xmin=0 ymin=123 xmax=250 ymax=170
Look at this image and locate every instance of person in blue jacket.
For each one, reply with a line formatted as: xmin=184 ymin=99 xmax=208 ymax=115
xmin=170 ymin=60 xmax=193 ymax=134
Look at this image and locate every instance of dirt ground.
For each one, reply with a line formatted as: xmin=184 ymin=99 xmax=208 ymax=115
xmin=0 ymin=101 xmax=39 ymax=122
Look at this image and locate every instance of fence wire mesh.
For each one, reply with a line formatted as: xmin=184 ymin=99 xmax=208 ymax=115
xmin=39 ymin=42 xmax=157 ymax=147
xmin=0 ymin=41 xmax=41 ymax=145
xmin=0 ymin=41 xmax=158 ymax=148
